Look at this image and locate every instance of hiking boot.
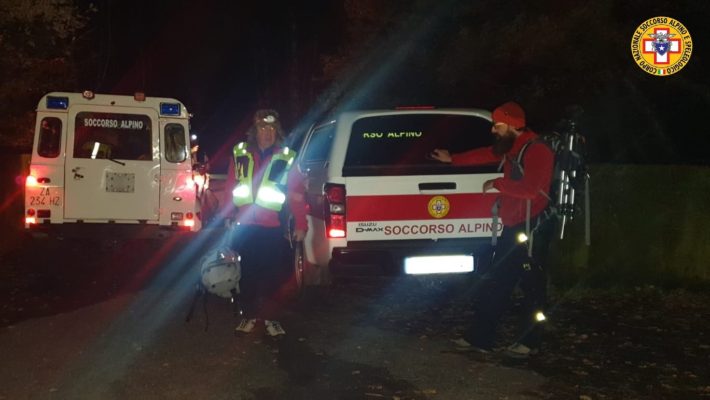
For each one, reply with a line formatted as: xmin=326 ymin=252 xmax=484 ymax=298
xmin=235 ymin=318 xmax=257 ymax=334
xmin=450 ymin=338 xmax=490 ymax=353
xmin=503 ymin=342 xmax=539 ymax=359
xmin=265 ymin=320 xmax=286 ymax=337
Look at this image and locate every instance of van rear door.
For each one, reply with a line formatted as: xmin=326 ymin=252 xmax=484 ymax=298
xmin=342 ymin=112 xmax=501 ymax=241
xmin=64 ymin=109 xmax=159 ymax=221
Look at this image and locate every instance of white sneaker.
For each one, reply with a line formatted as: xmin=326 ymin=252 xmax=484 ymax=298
xmin=450 ymin=338 xmax=490 ymax=353
xmin=504 ymin=343 xmax=539 ymax=358
xmin=235 ymin=318 xmax=257 ymax=334
xmin=265 ymin=320 xmax=286 ymax=337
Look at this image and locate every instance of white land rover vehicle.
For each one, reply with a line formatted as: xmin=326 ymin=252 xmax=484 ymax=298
xmin=24 ymin=91 xmax=201 ymax=238
xmin=294 ymin=108 xmax=502 ymax=285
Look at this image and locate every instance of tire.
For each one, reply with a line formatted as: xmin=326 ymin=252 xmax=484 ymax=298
xmin=280 ymin=240 xmax=309 ymax=301
xmin=292 ymin=240 xmax=305 ymax=296
xmin=292 ymin=241 xmax=334 ymax=302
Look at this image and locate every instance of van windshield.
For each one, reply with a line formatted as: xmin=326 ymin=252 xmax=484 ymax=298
xmin=344 ymin=113 xmax=497 ymax=176
xmin=73 ymin=112 xmax=152 ymax=161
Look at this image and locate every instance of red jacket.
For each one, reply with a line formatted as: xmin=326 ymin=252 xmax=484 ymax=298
xmin=225 ymin=144 xmax=308 ymax=231
xmin=451 ymin=130 xmax=554 ymax=226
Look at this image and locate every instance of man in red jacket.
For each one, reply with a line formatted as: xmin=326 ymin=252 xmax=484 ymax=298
xmin=431 ymin=101 xmax=554 ymax=358
xmin=225 ymin=109 xmax=307 ymax=337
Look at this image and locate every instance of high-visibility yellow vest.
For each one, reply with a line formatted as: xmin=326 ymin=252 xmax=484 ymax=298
xmin=232 ymin=142 xmax=297 ymax=212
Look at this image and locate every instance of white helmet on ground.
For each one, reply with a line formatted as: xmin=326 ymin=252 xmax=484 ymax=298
xmin=199 ymin=247 xmax=241 ymax=298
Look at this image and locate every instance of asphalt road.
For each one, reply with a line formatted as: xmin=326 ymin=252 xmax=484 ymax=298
xmin=0 ymin=229 xmax=545 ymax=400
xmin=1 ymin=228 xmax=708 ymax=400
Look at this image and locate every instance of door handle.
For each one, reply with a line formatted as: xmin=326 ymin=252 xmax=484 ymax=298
xmin=419 ymin=182 xmax=456 ymax=190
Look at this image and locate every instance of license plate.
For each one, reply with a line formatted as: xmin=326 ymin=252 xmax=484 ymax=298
xmin=28 ymin=187 xmax=61 ymax=206
xmin=404 ymin=255 xmax=474 ymax=275
xmin=106 ymin=172 xmax=135 ymax=193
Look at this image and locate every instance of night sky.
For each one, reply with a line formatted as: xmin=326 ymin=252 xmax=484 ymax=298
xmin=73 ymin=0 xmax=710 ymax=170
xmin=79 ymin=0 xmax=342 ymax=169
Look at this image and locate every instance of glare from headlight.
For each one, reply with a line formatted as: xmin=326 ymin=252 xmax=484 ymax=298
xmin=535 ymin=311 xmax=547 ymax=322
xmin=233 ymin=185 xmax=250 ymax=198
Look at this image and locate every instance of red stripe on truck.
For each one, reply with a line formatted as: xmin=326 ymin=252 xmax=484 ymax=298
xmin=346 ymin=193 xmax=497 ymax=222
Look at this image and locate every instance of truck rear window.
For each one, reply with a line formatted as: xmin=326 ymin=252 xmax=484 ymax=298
xmin=344 ymin=114 xmax=497 ymax=176
xmin=73 ymin=112 xmax=152 ymax=161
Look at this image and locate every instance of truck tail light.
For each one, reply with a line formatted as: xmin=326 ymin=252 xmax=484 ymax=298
xmin=184 ymin=212 xmax=195 ymax=228
xmin=324 ymin=183 xmax=346 ymax=238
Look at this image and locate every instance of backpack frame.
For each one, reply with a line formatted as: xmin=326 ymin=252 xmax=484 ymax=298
xmin=513 ymin=120 xmax=591 ymax=246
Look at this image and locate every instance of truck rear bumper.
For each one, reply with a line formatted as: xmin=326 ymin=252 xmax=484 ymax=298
xmin=331 ymin=237 xmax=493 ymax=275
xmin=25 ymin=222 xmax=195 ymax=240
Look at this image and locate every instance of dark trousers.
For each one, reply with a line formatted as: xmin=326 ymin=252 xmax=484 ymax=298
xmin=231 ymin=225 xmax=290 ymax=319
xmin=464 ymin=219 xmax=553 ymax=350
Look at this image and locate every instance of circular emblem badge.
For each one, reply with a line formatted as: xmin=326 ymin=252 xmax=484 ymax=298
xmin=427 ymin=195 xmax=450 ymax=219
xmin=631 ymin=16 xmax=692 ymax=76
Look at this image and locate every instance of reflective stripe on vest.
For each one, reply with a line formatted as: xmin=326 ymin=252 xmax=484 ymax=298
xmin=232 ymin=143 xmax=297 ymax=212
xmin=232 ymin=142 xmax=255 ymax=207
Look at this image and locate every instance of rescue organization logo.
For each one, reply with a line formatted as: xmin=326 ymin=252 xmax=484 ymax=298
xmin=630 ymin=16 xmax=692 ymax=76
xmin=427 ymin=195 xmax=450 ymax=219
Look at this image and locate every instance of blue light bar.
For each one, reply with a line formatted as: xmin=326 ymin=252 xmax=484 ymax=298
xmin=46 ymin=96 xmax=69 ymax=109
xmin=160 ymin=103 xmax=181 ymax=116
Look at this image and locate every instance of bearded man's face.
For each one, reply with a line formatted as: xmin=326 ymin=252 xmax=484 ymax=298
xmin=491 ymin=123 xmax=516 ymax=156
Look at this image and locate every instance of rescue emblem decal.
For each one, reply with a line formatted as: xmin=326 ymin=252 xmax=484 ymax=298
xmin=631 ymin=16 xmax=692 ymax=76
xmin=427 ymin=195 xmax=450 ymax=219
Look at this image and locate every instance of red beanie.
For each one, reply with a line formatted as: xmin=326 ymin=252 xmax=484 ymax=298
xmin=492 ymin=101 xmax=526 ymax=129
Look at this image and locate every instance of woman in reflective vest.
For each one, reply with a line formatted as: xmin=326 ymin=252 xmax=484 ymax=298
xmin=225 ymin=109 xmax=307 ymax=337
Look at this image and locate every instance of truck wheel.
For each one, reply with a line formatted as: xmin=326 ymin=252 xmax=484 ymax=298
xmin=281 ymin=240 xmax=310 ymax=301
xmin=293 ymin=241 xmax=305 ymax=296
xmin=294 ymin=241 xmax=333 ymax=300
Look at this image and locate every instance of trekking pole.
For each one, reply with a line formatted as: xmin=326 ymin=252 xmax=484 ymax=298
xmin=557 ymin=131 xmax=572 ymax=239
xmin=584 ymin=172 xmax=591 ymax=246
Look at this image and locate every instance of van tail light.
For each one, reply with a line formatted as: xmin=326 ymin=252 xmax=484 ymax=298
xmin=324 ymin=183 xmax=346 ymax=238
xmin=26 ymin=175 xmax=38 ymax=187
xmin=26 ymin=209 xmax=37 ymax=225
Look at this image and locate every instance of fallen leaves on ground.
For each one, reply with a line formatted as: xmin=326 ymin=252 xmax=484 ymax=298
xmin=367 ymin=280 xmax=710 ymax=400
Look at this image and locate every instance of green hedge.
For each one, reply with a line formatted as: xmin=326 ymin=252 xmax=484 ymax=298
xmin=550 ymin=164 xmax=710 ymax=288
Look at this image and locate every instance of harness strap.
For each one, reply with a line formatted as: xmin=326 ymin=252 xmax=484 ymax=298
xmin=497 ymin=156 xmax=506 ymax=172
xmin=491 ymin=199 xmax=500 ymax=246
xmin=525 ymin=199 xmax=533 ymax=257
xmin=528 ymin=228 xmax=534 ymax=258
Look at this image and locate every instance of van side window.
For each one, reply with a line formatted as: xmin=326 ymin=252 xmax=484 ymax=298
xmin=38 ymin=117 xmax=62 ymax=158
xmin=302 ymin=123 xmax=335 ymax=165
xmin=165 ymin=124 xmax=187 ymax=163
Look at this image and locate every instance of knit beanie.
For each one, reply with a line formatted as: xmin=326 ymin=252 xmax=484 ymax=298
xmin=492 ymin=101 xmax=526 ymax=129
